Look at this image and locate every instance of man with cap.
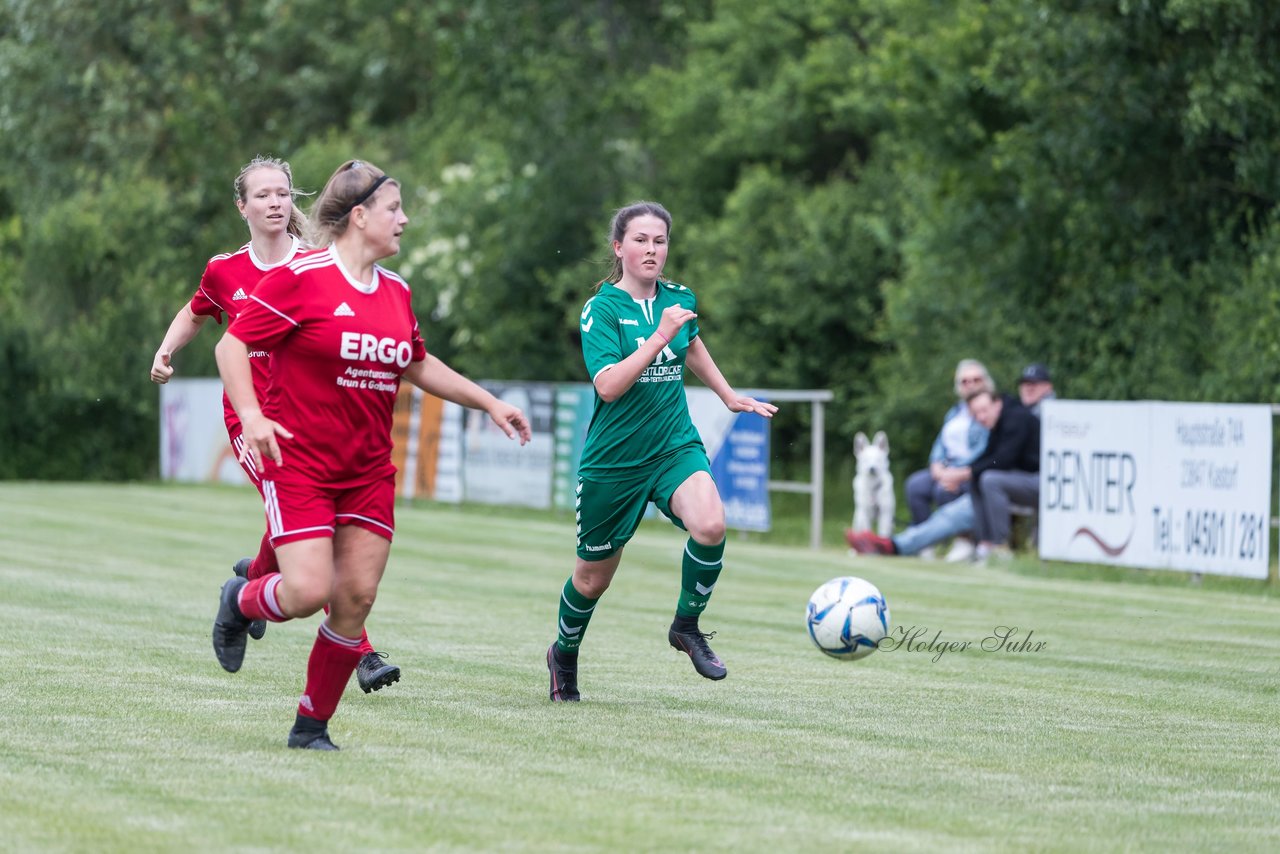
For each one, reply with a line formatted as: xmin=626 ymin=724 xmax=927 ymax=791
xmin=1018 ymin=363 xmax=1055 ymax=416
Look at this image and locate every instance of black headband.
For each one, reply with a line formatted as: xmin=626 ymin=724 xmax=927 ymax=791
xmin=340 ymin=174 xmax=391 ymax=218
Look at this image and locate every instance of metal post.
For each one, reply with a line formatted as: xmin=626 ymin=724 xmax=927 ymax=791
xmin=756 ymin=389 xmax=833 ymax=550
xmin=810 ymin=396 xmax=825 ymax=550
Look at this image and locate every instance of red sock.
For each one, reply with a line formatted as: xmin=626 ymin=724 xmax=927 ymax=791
xmin=319 ymin=603 xmax=376 ymax=657
xmin=236 ymin=575 xmax=289 ymax=623
xmin=298 ymin=622 xmax=364 ymax=721
xmin=245 ymin=532 xmax=278 ymax=580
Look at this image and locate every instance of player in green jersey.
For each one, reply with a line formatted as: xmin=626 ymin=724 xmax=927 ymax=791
xmin=547 ymin=201 xmax=777 ymax=701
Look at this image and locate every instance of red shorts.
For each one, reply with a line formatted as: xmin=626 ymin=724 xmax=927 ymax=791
xmin=261 ymin=475 xmax=397 ymax=546
xmin=228 ymin=427 xmax=267 ymax=498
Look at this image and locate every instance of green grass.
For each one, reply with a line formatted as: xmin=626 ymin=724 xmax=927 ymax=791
xmin=1 ymin=482 xmax=1278 ymax=853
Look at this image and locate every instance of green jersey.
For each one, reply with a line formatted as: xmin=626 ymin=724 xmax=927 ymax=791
xmin=577 ymin=281 xmax=705 ymax=481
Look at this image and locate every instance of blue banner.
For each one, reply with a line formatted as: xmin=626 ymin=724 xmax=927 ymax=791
xmin=709 ymin=409 xmax=772 ymax=531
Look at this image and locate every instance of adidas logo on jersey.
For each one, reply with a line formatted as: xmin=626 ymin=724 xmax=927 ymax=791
xmin=333 ymin=302 xmax=355 ymax=317
xmin=232 ymin=288 xmax=248 ymax=300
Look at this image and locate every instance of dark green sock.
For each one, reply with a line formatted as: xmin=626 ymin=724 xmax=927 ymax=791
xmin=676 ymin=537 xmax=724 ymax=617
xmin=555 ymin=577 xmax=598 ymax=655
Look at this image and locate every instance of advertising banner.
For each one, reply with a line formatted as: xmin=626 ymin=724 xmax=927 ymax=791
xmin=159 ymin=379 xmax=247 ymax=485
xmin=687 ymin=388 xmax=772 ymax=531
xmin=394 ymin=386 xmax=447 ymax=500
xmin=552 ymin=384 xmax=595 ymax=511
xmin=461 ymin=382 xmax=556 ymax=508
xmin=1039 ymin=400 xmax=1271 ymax=579
xmin=165 ymin=378 xmax=774 ymax=532
xmin=433 ymin=400 xmax=464 ymax=503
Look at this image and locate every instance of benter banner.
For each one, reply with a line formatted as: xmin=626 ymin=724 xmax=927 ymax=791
xmin=1039 ymin=400 xmax=1272 ymax=579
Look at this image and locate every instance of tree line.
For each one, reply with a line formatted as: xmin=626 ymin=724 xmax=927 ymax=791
xmin=2 ymin=0 xmax=1277 ymax=489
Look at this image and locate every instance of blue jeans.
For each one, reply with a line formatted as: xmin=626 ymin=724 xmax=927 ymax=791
xmin=892 ymin=494 xmax=975 ymax=556
xmin=905 ymin=468 xmax=969 ymax=524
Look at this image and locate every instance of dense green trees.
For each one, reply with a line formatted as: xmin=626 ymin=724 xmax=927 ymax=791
xmin=2 ymin=0 xmax=1277 ymax=483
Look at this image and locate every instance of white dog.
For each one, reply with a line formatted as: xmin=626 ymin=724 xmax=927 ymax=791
xmin=851 ymin=431 xmax=895 ymax=538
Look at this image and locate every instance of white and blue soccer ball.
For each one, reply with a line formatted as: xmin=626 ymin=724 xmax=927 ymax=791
xmin=805 ymin=576 xmax=890 ymax=660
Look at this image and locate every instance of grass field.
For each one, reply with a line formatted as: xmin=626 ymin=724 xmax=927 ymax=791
xmin=1 ymin=482 xmax=1278 ymax=853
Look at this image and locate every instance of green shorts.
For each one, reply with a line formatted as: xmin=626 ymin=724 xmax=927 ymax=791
xmin=575 ymin=446 xmax=711 ymax=561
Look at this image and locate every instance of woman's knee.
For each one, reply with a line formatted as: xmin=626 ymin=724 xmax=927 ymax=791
xmin=574 ymin=574 xmax=611 ymax=599
xmin=685 ymin=513 xmax=726 ymax=546
xmin=573 ymin=557 xmax=619 ymax=599
xmin=330 ymin=589 xmax=377 ymax=623
xmin=331 ymin=567 xmax=380 ymax=612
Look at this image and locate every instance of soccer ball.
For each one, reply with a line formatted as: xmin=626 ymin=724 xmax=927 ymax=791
xmin=805 ymin=576 xmax=891 ymax=660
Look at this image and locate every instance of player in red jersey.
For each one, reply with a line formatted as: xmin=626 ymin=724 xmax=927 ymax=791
xmin=151 ymin=156 xmax=305 ymax=514
xmin=213 ymin=159 xmax=531 ymax=750
xmin=150 ymin=156 xmax=403 ymax=693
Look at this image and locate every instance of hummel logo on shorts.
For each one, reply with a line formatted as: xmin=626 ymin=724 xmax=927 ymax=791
xmin=333 ymin=302 xmax=355 ymax=317
xmin=232 ymin=288 xmax=248 ymax=300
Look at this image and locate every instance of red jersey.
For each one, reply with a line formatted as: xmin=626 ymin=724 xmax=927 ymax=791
xmin=189 ymin=236 xmax=305 ymax=436
xmin=226 ymin=246 xmax=427 ymax=486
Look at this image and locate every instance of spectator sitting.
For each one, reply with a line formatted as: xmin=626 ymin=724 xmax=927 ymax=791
xmin=963 ymin=389 xmax=1040 ymax=563
xmin=1018 ymin=363 xmax=1056 ymax=416
xmin=901 ymin=359 xmax=993 ymax=562
xmin=846 ymin=372 xmax=1047 ymax=563
xmin=845 ymin=492 xmax=978 ymax=559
